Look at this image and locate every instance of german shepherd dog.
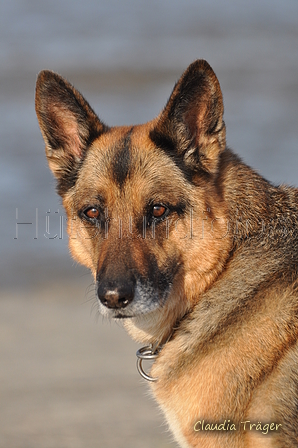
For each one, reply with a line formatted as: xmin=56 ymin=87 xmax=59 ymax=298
xmin=35 ymin=60 xmax=298 ymax=447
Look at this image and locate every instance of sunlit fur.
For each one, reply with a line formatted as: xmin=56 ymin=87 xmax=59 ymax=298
xmin=36 ymin=61 xmax=298 ymax=447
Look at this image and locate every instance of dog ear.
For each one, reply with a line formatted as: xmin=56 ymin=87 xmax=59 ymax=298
xmin=150 ymin=60 xmax=226 ymax=175
xmin=35 ymin=70 xmax=108 ymax=190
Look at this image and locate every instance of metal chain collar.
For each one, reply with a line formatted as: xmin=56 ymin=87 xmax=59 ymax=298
xmin=136 ymin=344 xmax=160 ymax=382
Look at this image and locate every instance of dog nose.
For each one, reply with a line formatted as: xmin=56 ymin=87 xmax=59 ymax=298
xmin=97 ymin=281 xmax=134 ymax=309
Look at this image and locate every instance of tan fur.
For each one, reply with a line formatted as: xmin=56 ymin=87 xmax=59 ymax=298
xmin=35 ymin=60 xmax=298 ymax=447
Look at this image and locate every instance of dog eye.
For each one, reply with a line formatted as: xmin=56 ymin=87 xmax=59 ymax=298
xmin=152 ymin=204 xmax=167 ymax=219
xmin=83 ymin=207 xmax=100 ymax=220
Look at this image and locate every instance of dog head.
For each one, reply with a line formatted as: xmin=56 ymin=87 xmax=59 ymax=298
xmin=35 ymin=60 xmax=231 ymax=343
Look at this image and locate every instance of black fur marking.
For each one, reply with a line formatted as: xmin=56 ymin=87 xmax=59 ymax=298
xmin=149 ymin=128 xmax=196 ymax=183
xmin=56 ymin=128 xmax=110 ymax=197
xmin=111 ymin=128 xmax=133 ymax=189
xmin=57 ymin=156 xmax=83 ymax=196
xmin=144 ymin=251 xmax=180 ymax=300
xmin=149 ymin=128 xmax=177 ymax=155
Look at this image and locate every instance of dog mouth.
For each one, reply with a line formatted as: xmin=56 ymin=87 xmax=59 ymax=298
xmin=99 ymin=296 xmax=163 ymax=319
xmin=97 ymin=258 xmax=181 ymax=320
xmin=96 ymin=281 xmax=171 ymax=319
xmin=113 ymin=312 xmax=134 ymax=319
xmin=96 ymin=264 xmax=180 ymax=318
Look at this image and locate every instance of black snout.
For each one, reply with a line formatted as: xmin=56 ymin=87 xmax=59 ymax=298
xmin=97 ymin=279 xmax=135 ymax=309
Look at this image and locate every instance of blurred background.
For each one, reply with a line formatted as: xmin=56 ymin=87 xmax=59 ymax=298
xmin=1 ymin=1 xmax=298 ymax=447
